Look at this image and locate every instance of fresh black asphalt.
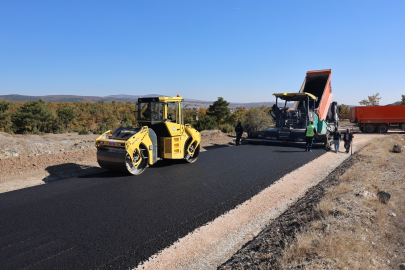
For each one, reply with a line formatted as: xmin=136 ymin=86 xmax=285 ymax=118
xmin=0 ymin=144 xmax=325 ymax=269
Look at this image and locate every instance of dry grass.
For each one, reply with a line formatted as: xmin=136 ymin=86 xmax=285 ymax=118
xmin=280 ymin=134 xmax=405 ymax=269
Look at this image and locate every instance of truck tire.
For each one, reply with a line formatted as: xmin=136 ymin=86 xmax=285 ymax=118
xmin=364 ymin=124 xmax=376 ymax=133
xmin=376 ymin=124 xmax=388 ymax=133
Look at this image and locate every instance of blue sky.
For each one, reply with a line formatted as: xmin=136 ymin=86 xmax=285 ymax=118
xmin=1 ymin=0 xmax=404 ymax=105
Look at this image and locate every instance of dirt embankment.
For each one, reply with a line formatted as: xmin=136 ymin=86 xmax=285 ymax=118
xmin=0 ymin=130 xmax=235 ymax=193
xmin=219 ymin=134 xmax=405 ymax=269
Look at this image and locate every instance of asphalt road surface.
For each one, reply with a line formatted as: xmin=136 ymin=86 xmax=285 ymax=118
xmin=0 ymin=144 xmax=325 ymax=269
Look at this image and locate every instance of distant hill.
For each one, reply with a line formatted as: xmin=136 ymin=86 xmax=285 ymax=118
xmin=388 ymin=101 xmax=404 ymax=105
xmin=106 ymin=94 xmax=165 ymax=99
xmin=0 ymin=94 xmax=140 ymax=104
xmin=0 ymin=94 xmax=283 ymax=109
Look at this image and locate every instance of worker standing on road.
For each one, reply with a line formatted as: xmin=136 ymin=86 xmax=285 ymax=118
xmin=235 ymin=122 xmax=243 ymax=146
xmin=343 ymin=129 xmax=354 ymax=153
xmin=305 ymin=121 xmax=317 ymax=152
xmin=332 ymin=127 xmax=342 ymax=153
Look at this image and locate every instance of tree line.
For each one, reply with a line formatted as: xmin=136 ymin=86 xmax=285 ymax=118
xmin=0 ymin=98 xmax=275 ymax=135
xmin=0 ymin=100 xmax=138 ymax=135
xmin=3 ymin=93 xmax=400 ymax=135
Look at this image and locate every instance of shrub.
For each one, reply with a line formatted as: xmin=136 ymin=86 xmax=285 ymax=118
xmin=32 ymin=128 xmax=44 ymax=135
xmin=193 ymin=115 xmax=218 ymax=132
xmin=218 ymin=123 xmax=234 ymax=133
xmin=78 ymin=127 xmax=89 ymax=135
xmin=97 ymin=123 xmax=110 ymax=134
xmin=4 ymin=126 xmax=14 ymax=135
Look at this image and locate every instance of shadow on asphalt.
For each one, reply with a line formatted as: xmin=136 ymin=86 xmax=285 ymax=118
xmin=203 ymin=142 xmax=234 ymax=151
xmin=43 ymin=163 xmax=104 ymax=183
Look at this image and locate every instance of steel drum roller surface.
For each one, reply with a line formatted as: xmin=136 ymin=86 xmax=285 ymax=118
xmin=97 ymin=147 xmax=129 ymax=174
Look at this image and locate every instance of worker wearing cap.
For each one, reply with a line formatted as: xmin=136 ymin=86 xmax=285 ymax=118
xmin=305 ymin=121 xmax=317 ymax=152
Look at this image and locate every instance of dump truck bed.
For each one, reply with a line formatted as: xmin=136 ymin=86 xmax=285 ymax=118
xmin=293 ymin=69 xmax=332 ymax=121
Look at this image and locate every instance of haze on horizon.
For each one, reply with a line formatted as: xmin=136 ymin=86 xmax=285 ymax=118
xmin=1 ymin=1 xmax=404 ymax=106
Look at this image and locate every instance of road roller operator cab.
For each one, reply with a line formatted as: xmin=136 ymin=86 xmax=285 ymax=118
xmin=95 ymin=96 xmax=201 ymax=175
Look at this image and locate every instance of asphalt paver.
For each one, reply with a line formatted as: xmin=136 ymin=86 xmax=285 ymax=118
xmin=0 ymin=144 xmax=325 ymax=269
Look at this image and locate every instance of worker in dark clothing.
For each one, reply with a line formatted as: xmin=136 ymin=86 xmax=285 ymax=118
xmin=343 ymin=129 xmax=354 ymax=153
xmin=305 ymin=121 xmax=317 ymax=152
xmin=332 ymin=127 xmax=342 ymax=153
xmin=235 ymin=122 xmax=243 ymax=146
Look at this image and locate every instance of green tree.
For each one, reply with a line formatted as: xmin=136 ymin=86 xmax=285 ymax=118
xmin=359 ymin=92 xmax=381 ymax=106
xmin=57 ymin=106 xmax=77 ymax=130
xmin=338 ymin=104 xmax=350 ymax=119
xmin=207 ymin=97 xmax=230 ymax=123
xmin=193 ymin=115 xmax=217 ymax=132
xmin=120 ymin=114 xmax=133 ymax=127
xmin=11 ymin=100 xmax=55 ymax=133
xmin=0 ymin=101 xmax=12 ymax=131
xmin=245 ymin=106 xmax=274 ymax=131
xmin=227 ymin=106 xmax=247 ymax=126
xmin=401 ymin=95 xmax=405 ymax=105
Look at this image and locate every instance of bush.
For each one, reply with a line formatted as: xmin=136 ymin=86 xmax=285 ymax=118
xmin=193 ymin=115 xmax=218 ymax=132
xmin=78 ymin=127 xmax=89 ymax=135
xmin=4 ymin=126 xmax=14 ymax=135
xmin=97 ymin=123 xmax=110 ymax=134
xmin=53 ymin=129 xmax=66 ymax=134
xmin=32 ymin=128 xmax=44 ymax=135
xmin=218 ymin=123 xmax=234 ymax=133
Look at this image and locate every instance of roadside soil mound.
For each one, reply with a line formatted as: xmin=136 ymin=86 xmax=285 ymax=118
xmin=0 ymin=132 xmax=98 ymax=159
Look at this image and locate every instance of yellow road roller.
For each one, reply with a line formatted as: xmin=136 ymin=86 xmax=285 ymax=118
xmin=95 ymin=96 xmax=201 ymax=175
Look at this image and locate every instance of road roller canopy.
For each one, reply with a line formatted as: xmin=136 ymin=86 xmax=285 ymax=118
xmin=273 ymin=92 xmax=317 ymax=102
xmin=137 ymin=96 xmax=184 ymax=125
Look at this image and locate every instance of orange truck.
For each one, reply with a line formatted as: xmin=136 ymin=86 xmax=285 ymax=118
xmin=350 ymin=105 xmax=405 ymax=133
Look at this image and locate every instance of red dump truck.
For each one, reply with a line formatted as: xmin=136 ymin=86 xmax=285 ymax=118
xmin=350 ymin=105 xmax=405 ymax=133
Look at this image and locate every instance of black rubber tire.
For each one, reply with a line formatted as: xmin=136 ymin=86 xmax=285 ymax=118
xmin=124 ymin=145 xmax=148 ymax=175
xmin=364 ymin=124 xmax=376 ymax=133
xmin=184 ymin=141 xmax=200 ymax=163
xmin=376 ymin=124 xmax=388 ymax=133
